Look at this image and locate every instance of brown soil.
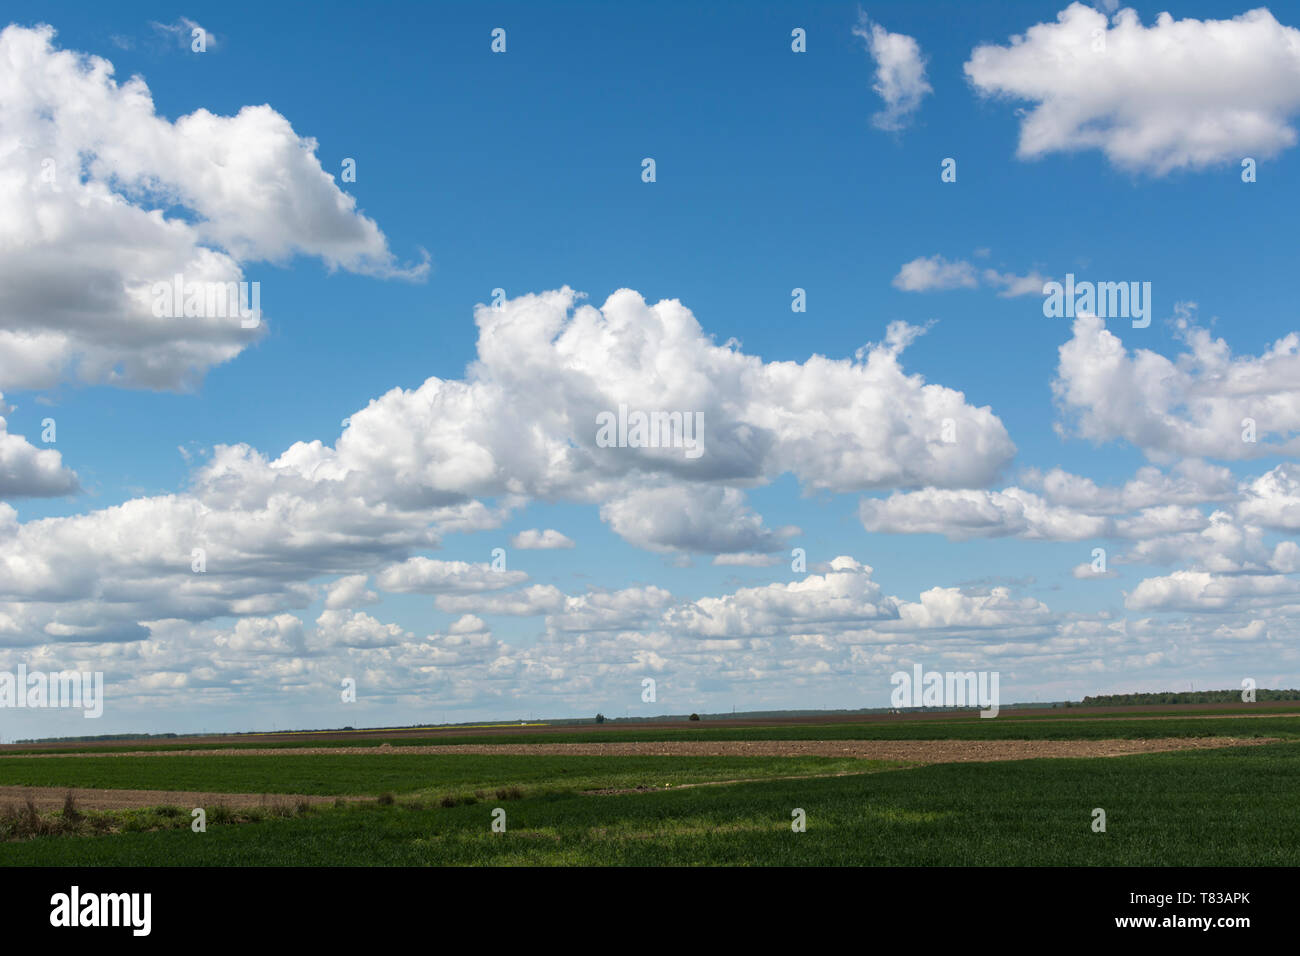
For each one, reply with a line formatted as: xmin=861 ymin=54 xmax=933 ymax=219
xmin=0 ymin=787 xmax=365 ymax=812
xmin=5 ymin=736 xmax=1276 ymax=761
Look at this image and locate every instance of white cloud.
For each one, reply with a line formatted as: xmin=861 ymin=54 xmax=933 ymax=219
xmin=212 ymin=614 xmax=304 ymax=655
xmin=890 ymin=586 xmax=1052 ymax=632
xmin=448 ymin=614 xmax=487 ymax=635
xmin=983 ymin=269 xmax=1050 ymax=298
xmin=1 ymin=544 xmax=1291 ymax=725
xmin=965 ymin=4 xmax=1300 ymax=174
xmin=853 ymin=14 xmax=932 ymax=131
xmin=376 ymin=558 xmax=527 ymax=594
xmin=436 ymin=584 xmax=567 ymax=617
xmin=0 ymin=284 xmax=1018 ymax=646
xmin=859 ymin=459 xmax=1250 ymax=545
xmin=893 ymin=255 xmax=978 ymax=292
xmin=600 ymin=486 xmax=794 ymax=555
xmin=664 ymin=557 xmax=899 ymax=638
xmin=1126 ymin=570 xmax=1300 ymax=611
xmin=322 ymin=574 xmax=378 ymax=610
xmin=712 ymin=552 xmax=782 ymax=567
xmin=895 ymin=256 xmax=1051 ymax=298
xmin=0 ymin=449 xmax=501 ymax=644
xmin=1054 ymin=313 xmax=1300 ymax=461
xmin=0 ymin=24 xmax=424 ymax=390
xmin=1236 ymin=464 xmax=1300 ymax=531
xmin=0 ymin=413 xmax=79 ymax=498
xmin=1023 ymin=460 xmax=1236 ymax=513
xmin=545 ymin=586 xmax=675 ymax=633
xmin=509 ymin=528 xmax=575 ymax=549
xmin=1073 ymin=563 xmax=1118 ymax=579
xmin=860 ymin=486 xmax=1109 ymax=540
xmin=151 ymin=18 xmax=218 ymax=51
xmin=312 ymin=609 xmax=407 ymax=649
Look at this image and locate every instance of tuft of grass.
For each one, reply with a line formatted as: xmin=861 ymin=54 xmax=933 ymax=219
xmin=0 ymin=797 xmax=227 ymax=842
xmin=61 ymin=792 xmax=81 ymax=824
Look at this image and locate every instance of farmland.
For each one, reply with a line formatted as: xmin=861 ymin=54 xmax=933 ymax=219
xmin=2 ymin=706 xmax=1298 ymax=866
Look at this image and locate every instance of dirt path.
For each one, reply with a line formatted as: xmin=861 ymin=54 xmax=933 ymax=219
xmin=1 ymin=736 xmax=1279 ymax=762
xmin=0 ymin=786 xmax=365 ymax=812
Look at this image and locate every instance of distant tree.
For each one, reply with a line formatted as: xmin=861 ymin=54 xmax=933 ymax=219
xmin=595 ymin=713 xmax=605 ymax=724
xmin=689 ymin=713 xmax=701 ymax=721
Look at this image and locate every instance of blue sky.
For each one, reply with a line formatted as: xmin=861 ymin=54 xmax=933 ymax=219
xmin=2 ymin=1 xmax=1300 ymax=736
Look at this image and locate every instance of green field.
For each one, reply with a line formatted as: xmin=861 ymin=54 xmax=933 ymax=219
xmin=0 ymin=753 xmax=900 ymax=798
xmin=3 ymin=741 xmax=1298 ymax=865
xmin=3 ymin=710 xmax=1297 ymax=866
xmin=7 ymin=711 xmax=1299 ymax=755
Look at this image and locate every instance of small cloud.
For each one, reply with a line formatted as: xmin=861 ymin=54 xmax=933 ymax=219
xmin=853 ymin=12 xmax=932 ymax=132
xmin=151 ymin=17 xmax=218 ymax=52
xmin=449 ymin=614 xmax=488 ymax=634
xmin=892 ymin=255 xmax=978 ymax=292
xmin=1072 ymin=563 xmax=1118 ymax=580
xmin=983 ymin=269 xmax=1051 ymax=298
xmin=712 ymin=552 xmax=781 ymax=567
xmin=510 ymin=528 xmax=575 ymax=550
xmin=893 ymin=254 xmax=1052 ymax=298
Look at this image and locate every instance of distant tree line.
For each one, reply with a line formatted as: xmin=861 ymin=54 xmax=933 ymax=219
xmin=15 ymin=732 xmax=181 ymax=744
xmin=1078 ymin=689 xmax=1300 ymax=707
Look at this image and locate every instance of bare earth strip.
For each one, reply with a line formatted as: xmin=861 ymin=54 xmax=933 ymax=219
xmin=0 ymin=787 xmax=365 ymax=812
xmin=0 ymin=736 xmax=1278 ymax=761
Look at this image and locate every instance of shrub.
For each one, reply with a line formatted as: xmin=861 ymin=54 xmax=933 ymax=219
xmin=61 ymin=792 xmax=81 ymax=823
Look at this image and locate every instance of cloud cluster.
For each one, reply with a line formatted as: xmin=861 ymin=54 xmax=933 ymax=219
xmin=0 ymin=24 xmax=423 ymax=391
xmin=8 ymin=546 xmax=1284 ymax=729
xmin=1054 ymin=313 xmax=1300 ymax=461
xmin=966 ymin=4 xmax=1300 ymax=173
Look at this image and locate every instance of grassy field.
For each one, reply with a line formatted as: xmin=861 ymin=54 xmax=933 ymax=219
xmin=2 ymin=710 xmax=1296 ymax=866
xmin=3 ymin=741 xmax=1297 ymax=866
xmin=7 ymin=711 xmax=1299 ymax=755
xmin=0 ymin=753 xmax=901 ymax=798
